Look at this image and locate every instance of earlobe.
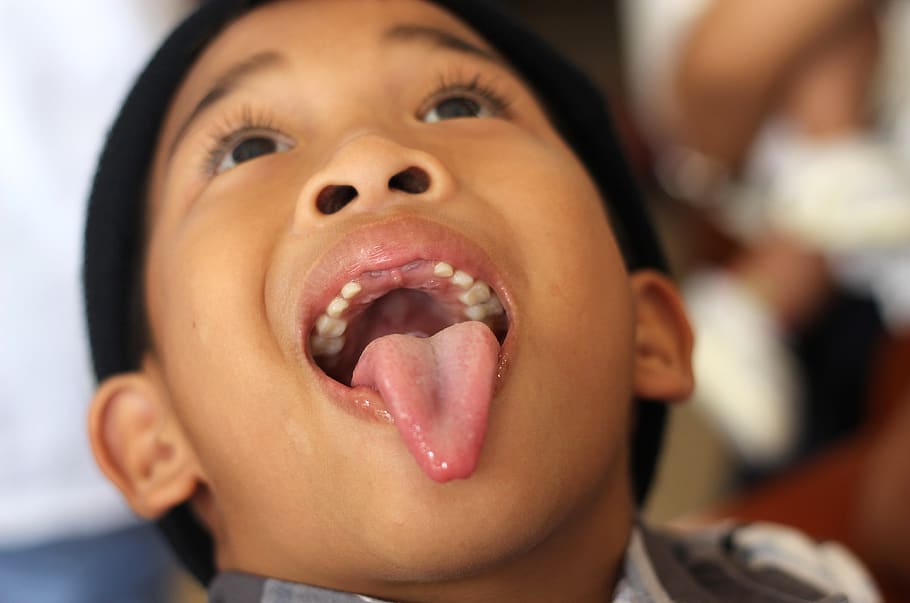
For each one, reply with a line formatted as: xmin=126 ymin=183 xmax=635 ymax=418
xmin=630 ymin=270 xmax=695 ymax=401
xmin=88 ymin=371 xmax=203 ymax=518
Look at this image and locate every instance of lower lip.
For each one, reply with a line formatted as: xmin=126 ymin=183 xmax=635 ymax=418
xmin=347 ymin=385 xmax=394 ymax=423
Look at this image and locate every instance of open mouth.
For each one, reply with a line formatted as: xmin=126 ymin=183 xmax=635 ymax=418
xmin=295 ymin=217 xmax=515 ymax=482
xmin=308 ymin=259 xmax=510 ymax=387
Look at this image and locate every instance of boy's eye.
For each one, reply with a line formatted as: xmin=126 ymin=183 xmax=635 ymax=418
xmin=422 ymin=95 xmax=496 ymax=124
xmin=419 ymin=76 xmax=512 ymax=124
xmin=213 ymin=132 xmax=293 ymax=175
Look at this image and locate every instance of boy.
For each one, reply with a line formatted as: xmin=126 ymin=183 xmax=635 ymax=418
xmin=83 ymin=0 xmax=880 ymax=600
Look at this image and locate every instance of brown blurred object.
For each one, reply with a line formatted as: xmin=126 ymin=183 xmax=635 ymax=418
xmin=854 ymin=338 xmax=910 ymax=590
xmin=675 ymin=0 xmax=879 ymax=170
xmin=716 ymin=334 xmax=910 ymax=603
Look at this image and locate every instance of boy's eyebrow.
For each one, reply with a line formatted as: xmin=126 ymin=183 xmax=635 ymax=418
xmin=168 ymin=51 xmax=287 ymax=156
xmin=383 ymin=23 xmax=503 ymax=66
xmin=168 ymin=26 xmax=500 ymax=157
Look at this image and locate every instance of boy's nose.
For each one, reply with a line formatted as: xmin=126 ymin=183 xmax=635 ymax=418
xmin=294 ymin=132 xmax=456 ymax=226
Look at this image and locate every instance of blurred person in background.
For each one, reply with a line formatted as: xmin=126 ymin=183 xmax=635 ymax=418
xmin=622 ymin=0 xmax=910 ymax=474
xmin=0 ymin=1 xmax=192 ymax=601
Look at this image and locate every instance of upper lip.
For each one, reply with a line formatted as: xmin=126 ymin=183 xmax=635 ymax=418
xmin=294 ymin=213 xmax=515 ymax=363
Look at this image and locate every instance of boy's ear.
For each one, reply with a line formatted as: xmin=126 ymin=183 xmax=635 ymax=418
xmin=88 ymin=367 xmax=203 ymax=519
xmin=630 ymin=270 xmax=695 ymax=402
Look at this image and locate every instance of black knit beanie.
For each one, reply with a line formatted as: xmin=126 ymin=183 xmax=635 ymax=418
xmin=84 ymin=0 xmax=669 ymax=585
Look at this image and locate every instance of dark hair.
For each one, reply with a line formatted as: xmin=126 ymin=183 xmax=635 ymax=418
xmin=84 ymin=0 xmax=669 ymax=585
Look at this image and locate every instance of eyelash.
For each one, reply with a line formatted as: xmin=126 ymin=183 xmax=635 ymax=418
xmin=202 ymin=106 xmax=284 ymax=175
xmin=198 ymin=72 xmax=514 ymax=176
xmin=421 ymin=71 xmax=514 ymax=119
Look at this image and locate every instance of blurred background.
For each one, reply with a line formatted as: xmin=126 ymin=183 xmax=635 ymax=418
xmin=2 ymin=0 xmax=907 ymax=601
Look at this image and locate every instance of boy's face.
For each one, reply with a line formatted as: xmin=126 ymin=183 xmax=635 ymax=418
xmin=91 ymin=0 xmax=692 ymax=594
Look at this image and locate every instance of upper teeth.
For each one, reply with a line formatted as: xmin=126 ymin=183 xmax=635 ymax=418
xmin=433 ymin=262 xmax=455 ymax=278
xmin=458 ymin=282 xmax=491 ymax=306
xmin=465 ymin=296 xmax=503 ymax=321
xmin=310 ymin=261 xmax=505 ymax=357
xmin=341 ymin=281 xmax=363 ymax=300
xmin=316 ymin=314 xmax=347 ymax=338
xmin=451 ymin=270 xmax=474 ymax=289
xmin=311 ymin=334 xmax=346 ymax=356
xmin=326 ymin=297 xmax=350 ymax=318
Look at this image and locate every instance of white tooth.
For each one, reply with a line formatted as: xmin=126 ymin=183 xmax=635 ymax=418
xmin=316 ymin=314 xmax=347 ymax=338
xmin=341 ymin=281 xmax=362 ymax=300
xmin=326 ymin=297 xmax=349 ymax=318
xmin=465 ymin=304 xmax=487 ymax=321
xmin=458 ymin=281 xmax=491 ymax=306
xmin=451 ymin=270 xmax=474 ymax=289
xmin=484 ymin=296 xmax=504 ymax=316
xmin=311 ymin=334 xmax=345 ymax=356
xmin=434 ymin=262 xmax=455 ymax=278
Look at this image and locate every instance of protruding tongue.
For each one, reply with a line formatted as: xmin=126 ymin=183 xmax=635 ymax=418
xmin=351 ymin=321 xmax=499 ymax=482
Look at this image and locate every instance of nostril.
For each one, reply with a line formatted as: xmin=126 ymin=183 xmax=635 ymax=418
xmin=316 ymin=184 xmax=358 ymax=215
xmin=388 ymin=166 xmax=430 ymax=195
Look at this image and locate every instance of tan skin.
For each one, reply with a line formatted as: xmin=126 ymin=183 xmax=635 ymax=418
xmin=88 ymin=1 xmax=694 ymax=601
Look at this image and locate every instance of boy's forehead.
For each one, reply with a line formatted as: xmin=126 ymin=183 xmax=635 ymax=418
xmin=156 ymin=0 xmax=505 ymax=158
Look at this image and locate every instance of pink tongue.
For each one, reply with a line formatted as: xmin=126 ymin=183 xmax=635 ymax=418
xmin=351 ymin=321 xmax=499 ymax=482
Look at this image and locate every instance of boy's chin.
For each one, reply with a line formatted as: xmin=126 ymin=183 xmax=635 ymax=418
xmin=328 ymin=446 xmax=628 ymax=586
xmin=345 ymin=487 xmax=568 ymax=584
xmin=337 ymin=482 xmax=628 ymax=596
